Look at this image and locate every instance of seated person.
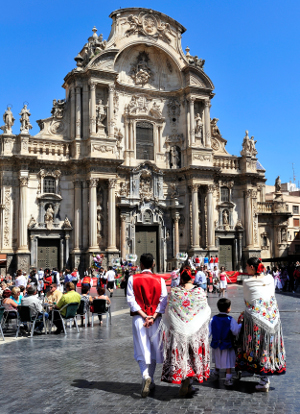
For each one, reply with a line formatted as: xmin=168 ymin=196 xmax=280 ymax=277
xmin=19 ymin=285 xmax=26 ymax=299
xmin=2 ymin=288 xmax=18 ymax=320
xmin=92 ymin=287 xmax=111 ymax=325
xmin=46 ymin=283 xmax=63 ymax=305
xmin=51 ymin=282 xmax=81 ymax=334
xmin=21 ymin=286 xmax=49 ymax=334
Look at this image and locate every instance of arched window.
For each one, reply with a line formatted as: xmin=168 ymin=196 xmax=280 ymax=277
xmin=44 ymin=177 xmax=56 ymax=193
xmin=221 ymin=187 xmax=229 ymax=202
xmin=136 ymin=122 xmax=154 ymax=160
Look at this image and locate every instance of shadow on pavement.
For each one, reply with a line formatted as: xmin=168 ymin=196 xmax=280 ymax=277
xmin=71 ymin=378 xmax=260 ymax=399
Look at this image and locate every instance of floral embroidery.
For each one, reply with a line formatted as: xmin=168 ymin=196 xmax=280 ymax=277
xmin=170 ymin=286 xmax=207 ymax=323
xmin=245 ymin=296 xmax=278 ymax=324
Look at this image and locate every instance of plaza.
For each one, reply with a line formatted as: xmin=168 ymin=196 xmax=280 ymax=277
xmin=0 ymin=285 xmax=298 ymax=414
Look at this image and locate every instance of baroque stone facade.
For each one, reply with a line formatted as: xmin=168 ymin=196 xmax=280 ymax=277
xmin=0 ymin=8 xmax=290 ymax=273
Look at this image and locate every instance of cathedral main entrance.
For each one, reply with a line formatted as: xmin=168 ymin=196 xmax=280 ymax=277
xmin=37 ymin=239 xmax=60 ymax=269
xmin=135 ymin=226 xmax=159 ymax=271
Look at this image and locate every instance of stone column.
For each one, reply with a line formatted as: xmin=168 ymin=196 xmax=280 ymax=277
xmin=82 ymin=181 xmax=89 ymax=250
xmin=73 ymin=179 xmax=81 ymax=251
xmin=108 ymin=84 xmax=115 ymax=138
xmin=65 ymin=234 xmax=70 ymax=267
xmin=89 ymin=82 xmax=97 ymax=135
xmin=70 ymin=87 xmax=76 ymax=139
xmin=234 ymin=238 xmax=238 ymax=270
xmin=89 ymin=178 xmax=98 ymax=249
xmin=120 ymin=214 xmax=127 ymax=259
xmin=82 ymin=83 xmax=89 ymax=139
xmin=18 ymin=176 xmax=29 ymax=251
xmin=75 ymin=86 xmax=81 ymax=138
xmin=107 ymin=178 xmax=117 ymax=251
xmin=173 ymin=213 xmax=180 ymax=257
xmin=238 ymin=232 xmax=243 ymax=270
xmin=244 ymin=189 xmax=253 ymax=247
xmin=189 ymin=97 xmax=195 ymax=145
xmin=124 ymin=119 xmax=129 ymax=150
xmin=60 ymin=238 xmax=64 ymax=271
xmin=204 ymin=100 xmax=211 ymax=148
xmin=207 ymin=185 xmax=215 ymax=248
xmin=191 ymin=184 xmax=200 ymax=248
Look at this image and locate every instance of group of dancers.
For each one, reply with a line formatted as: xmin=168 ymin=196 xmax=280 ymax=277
xmin=127 ymin=254 xmax=286 ymax=398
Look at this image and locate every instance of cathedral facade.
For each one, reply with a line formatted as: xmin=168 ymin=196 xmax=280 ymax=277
xmin=0 ymin=8 xmax=290 ymax=274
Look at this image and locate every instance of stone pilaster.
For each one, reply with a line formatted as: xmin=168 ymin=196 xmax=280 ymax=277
xmin=73 ymin=179 xmax=82 ymax=252
xmin=204 ymin=99 xmax=211 ymax=148
xmin=88 ymin=178 xmax=98 ymax=250
xmin=189 ymin=97 xmax=195 ymax=145
xmin=244 ymin=189 xmax=253 ymax=247
xmin=18 ymin=175 xmax=29 ymax=252
xmin=108 ymin=84 xmax=115 ymax=138
xmin=75 ymin=86 xmax=81 ymax=138
xmin=191 ymin=184 xmax=200 ymax=248
xmin=82 ymin=83 xmax=89 ymax=139
xmin=120 ymin=214 xmax=127 ymax=259
xmin=173 ymin=213 xmax=180 ymax=257
xmin=207 ymin=184 xmax=215 ymax=248
xmin=107 ymin=178 xmax=117 ymax=251
xmin=70 ymin=87 xmax=76 ymax=139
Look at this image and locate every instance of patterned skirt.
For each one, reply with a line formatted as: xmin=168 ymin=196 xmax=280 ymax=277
xmin=235 ymin=311 xmax=286 ymax=376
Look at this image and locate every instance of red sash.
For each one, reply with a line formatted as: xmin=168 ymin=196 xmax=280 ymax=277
xmin=133 ymin=272 xmax=162 ymax=316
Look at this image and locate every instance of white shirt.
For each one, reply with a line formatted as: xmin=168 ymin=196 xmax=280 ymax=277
xmin=127 ymin=269 xmax=168 ymax=314
xmin=105 ymin=270 xmax=115 ymax=282
xmin=15 ymin=275 xmax=27 ymax=287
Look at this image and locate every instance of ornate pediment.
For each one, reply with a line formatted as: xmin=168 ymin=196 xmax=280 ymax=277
xmin=124 ymin=94 xmax=164 ymax=121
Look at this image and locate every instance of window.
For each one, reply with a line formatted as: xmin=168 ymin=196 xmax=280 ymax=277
xmin=44 ymin=177 xmax=56 ymax=194
xmin=221 ymin=187 xmax=229 ymax=202
xmin=295 ymin=245 xmax=300 ymax=253
xmin=293 ymin=205 xmax=299 ymax=214
xmin=293 ymin=218 xmax=300 ymax=227
xmin=136 ymin=122 xmax=154 ymax=160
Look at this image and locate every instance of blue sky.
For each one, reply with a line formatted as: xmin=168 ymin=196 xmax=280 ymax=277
xmin=1 ymin=0 xmax=299 ymax=185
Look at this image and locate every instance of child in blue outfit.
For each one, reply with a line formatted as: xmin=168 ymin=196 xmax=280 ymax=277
xmin=209 ymin=298 xmax=241 ymax=386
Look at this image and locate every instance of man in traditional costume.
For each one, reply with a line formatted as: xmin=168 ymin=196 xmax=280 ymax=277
xmin=127 ymin=253 xmax=168 ymax=398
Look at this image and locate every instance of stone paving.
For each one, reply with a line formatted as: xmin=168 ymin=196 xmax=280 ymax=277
xmin=0 ymin=285 xmax=299 ymax=414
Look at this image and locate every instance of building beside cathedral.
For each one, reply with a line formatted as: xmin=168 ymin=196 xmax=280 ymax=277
xmin=0 ymin=8 xmax=292 ymax=274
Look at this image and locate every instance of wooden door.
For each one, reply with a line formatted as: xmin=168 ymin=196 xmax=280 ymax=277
xmin=219 ymin=242 xmax=233 ymax=271
xmin=38 ymin=239 xmax=59 ymax=269
xmin=135 ymin=226 xmax=158 ymax=271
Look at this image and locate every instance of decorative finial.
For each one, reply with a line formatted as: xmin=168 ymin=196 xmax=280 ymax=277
xmin=92 ymin=26 xmax=98 ymax=39
xmin=185 ymin=46 xmax=190 ymax=56
xmin=245 ymin=130 xmax=249 ymax=138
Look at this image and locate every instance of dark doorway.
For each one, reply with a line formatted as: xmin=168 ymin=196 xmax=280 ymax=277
xmin=38 ymin=239 xmax=60 ymax=269
xmin=135 ymin=226 xmax=159 ymax=271
xmin=219 ymin=239 xmax=233 ymax=271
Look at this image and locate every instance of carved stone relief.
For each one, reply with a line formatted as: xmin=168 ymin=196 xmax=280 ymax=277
xmin=123 ymin=12 xmax=173 ymax=43
xmin=130 ymin=51 xmax=153 ymax=86
xmin=3 ymin=188 xmax=11 ymax=247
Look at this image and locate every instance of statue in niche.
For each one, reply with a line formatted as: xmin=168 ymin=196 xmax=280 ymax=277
xmin=170 ymin=182 xmax=179 ymax=199
xmin=150 ymin=102 xmax=162 ymax=118
xmin=281 ymin=228 xmax=287 ymax=243
xmin=223 ymin=210 xmax=229 ymax=225
xmin=19 ymin=104 xmax=32 ymax=133
xmin=195 ymin=113 xmax=203 ymax=144
xmin=97 ymin=211 xmax=103 ymax=240
xmin=275 ymin=176 xmax=281 ymax=193
xmin=120 ymin=182 xmax=128 ymax=197
xmin=170 ymin=146 xmax=181 ymax=169
xmin=1 ymin=106 xmax=15 ymax=134
xmin=97 ymin=187 xmax=103 ymax=211
xmin=139 ymin=175 xmax=153 ymax=202
xmin=96 ymin=100 xmax=107 ymax=135
xmin=44 ymin=204 xmax=54 ymax=229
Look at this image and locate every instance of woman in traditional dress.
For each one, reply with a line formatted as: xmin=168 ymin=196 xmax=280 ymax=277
xmin=235 ymin=257 xmax=286 ymax=392
xmin=161 ymin=268 xmax=211 ymax=397
xmin=273 ymin=267 xmax=283 ymax=291
xmin=219 ymin=266 xmax=227 ymax=297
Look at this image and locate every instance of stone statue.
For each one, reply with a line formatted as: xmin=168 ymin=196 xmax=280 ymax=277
xmin=96 ymin=100 xmax=107 ymax=135
xmin=170 ymin=182 xmax=179 ymax=199
xmin=51 ymin=99 xmax=65 ymax=119
xmin=120 ymin=182 xmax=128 ymax=197
xmin=44 ymin=204 xmax=54 ymax=229
xmin=195 ymin=113 xmax=203 ymax=142
xmin=170 ymin=146 xmax=180 ymax=169
xmin=211 ymin=118 xmax=221 ymax=137
xmin=19 ymin=104 xmax=33 ymax=133
xmin=28 ymin=215 xmax=37 ymax=228
xmin=63 ymin=216 xmax=72 ymax=229
xmin=241 ymin=130 xmax=257 ymax=157
xmin=0 ymin=106 xmax=15 ymax=134
xmin=150 ymin=102 xmax=162 ymax=118
xmin=275 ymin=176 xmax=281 ymax=193
xmin=281 ymin=228 xmax=287 ymax=242
xmin=97 ymin=212 xmax=102 ymax=238
xmin=223 ymin=210 xmax=229 ymax=225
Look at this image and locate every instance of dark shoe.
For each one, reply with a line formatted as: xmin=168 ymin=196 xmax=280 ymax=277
xmin=179 ymin=378 xmax=190 ymax=397
xmin=53 ymin=329 xmax=62 ymax=335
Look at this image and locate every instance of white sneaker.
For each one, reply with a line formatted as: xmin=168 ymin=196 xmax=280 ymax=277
xmin=255 ymin=377 xmax=270 ymax=392
xmin=224 ymin=378 xmax=233 ymax=386
xmin=141 ymin=376 xmax=152 ymax=398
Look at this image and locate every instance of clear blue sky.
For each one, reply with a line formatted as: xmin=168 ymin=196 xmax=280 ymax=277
xmin=1 ymin=0 xmax=299 ymax=185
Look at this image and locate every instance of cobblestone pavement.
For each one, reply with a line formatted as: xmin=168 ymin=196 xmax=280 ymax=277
xmin=0 ymin=285 xmax=299 ymax=414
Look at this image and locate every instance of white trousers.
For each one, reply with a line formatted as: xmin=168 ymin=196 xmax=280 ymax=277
xmin=132 ymin=316 xmax=163 ymax=364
